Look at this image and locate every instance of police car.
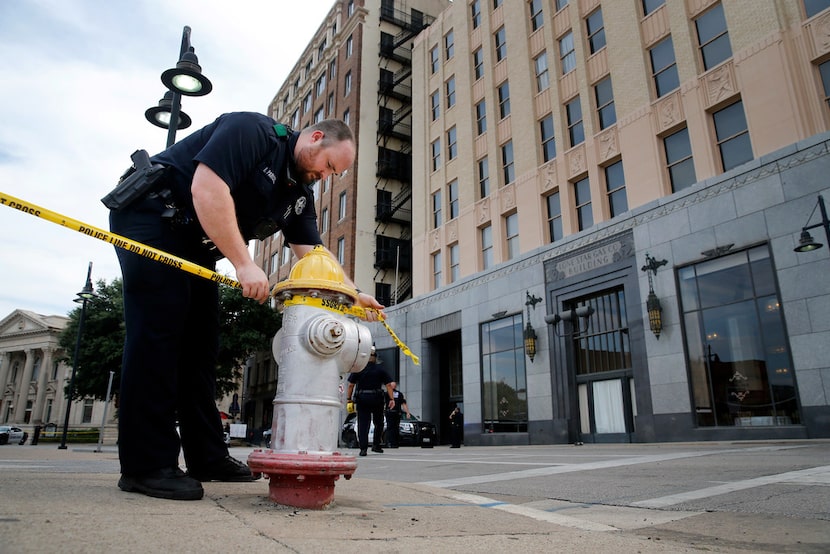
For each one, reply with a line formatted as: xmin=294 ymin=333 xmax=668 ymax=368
xmin=0 ymin=425 xmax=28 ymax=445
xmin=340 ymin=412 xmax=437 ymax=448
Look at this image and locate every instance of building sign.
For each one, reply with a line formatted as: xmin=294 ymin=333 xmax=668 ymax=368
xmin=545 ymin=232 xmax=634 ymax=282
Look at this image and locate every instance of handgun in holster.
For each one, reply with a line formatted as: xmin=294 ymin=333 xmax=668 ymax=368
xmin=101 ymin=149 xmax=166 ymax=211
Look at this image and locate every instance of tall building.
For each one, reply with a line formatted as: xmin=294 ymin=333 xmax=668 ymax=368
xmin=245 ymin=0 xmax=451 ymax=430
xmin=373 ymin=0 xmax=830 ymax=445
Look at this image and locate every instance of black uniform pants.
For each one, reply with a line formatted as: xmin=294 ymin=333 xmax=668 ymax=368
xmin=385 ymin=411 xmax=401 ymax=447
xmin=355 ymin=391 xmax=385 ymax=450
xmin=110 ymin=195 xmax=227 ymax=476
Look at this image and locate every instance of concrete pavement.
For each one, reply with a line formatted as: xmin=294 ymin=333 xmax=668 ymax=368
xmin=0 ymin=443 xmax=827 ymax=553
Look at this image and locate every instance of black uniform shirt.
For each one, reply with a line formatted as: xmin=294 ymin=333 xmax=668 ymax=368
xmin=151 ymin=112 xmax=321 ymax=246
xmin=348 ymin=362 xmax=392 ymax=392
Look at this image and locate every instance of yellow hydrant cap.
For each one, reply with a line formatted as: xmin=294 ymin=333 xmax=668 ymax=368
xmin=271 ymin=245 xmax=358 ymax=300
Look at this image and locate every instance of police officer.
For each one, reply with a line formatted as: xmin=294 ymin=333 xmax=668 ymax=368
xmin=385 ymin=382 xmax=410 ymax=448
xmin=109 ymin=112 xmax=384 ymax=500
xmin=347 ymin=346 xmax=393 ymax=456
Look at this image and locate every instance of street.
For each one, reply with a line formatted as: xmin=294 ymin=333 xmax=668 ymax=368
xmin=0 ymin=440 xmax=827 ymax=553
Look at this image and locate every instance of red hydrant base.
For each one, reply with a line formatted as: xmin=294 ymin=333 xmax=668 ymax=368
xmin=247 ymin=450 xmax=357 ymax=510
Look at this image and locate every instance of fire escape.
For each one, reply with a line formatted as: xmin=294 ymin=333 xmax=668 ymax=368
xmin=375 ymin=3 xmax=433 ymax=306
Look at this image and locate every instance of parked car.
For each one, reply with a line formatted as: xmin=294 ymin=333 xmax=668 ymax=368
xmin=0 ymin=425 xmax=28 ymax=445
xmin=340 ymin=412 xmax=437 ymax=448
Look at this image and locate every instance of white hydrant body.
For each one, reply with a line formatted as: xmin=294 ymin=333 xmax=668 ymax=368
xmin=269 ymin=303 xmax=371 ymax=454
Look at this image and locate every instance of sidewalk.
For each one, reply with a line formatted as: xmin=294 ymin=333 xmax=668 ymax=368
xmin=0 ymin=444 xmax=756 ymax=553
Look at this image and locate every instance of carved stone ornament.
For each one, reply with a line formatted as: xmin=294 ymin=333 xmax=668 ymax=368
xmin=543 ymin=162 xmax=557 ymax=191
xmin=476 ymin=197 xmax=490 ymax=223
xmin=568 ymin=146 xmax=586 ymax=177
xmin=431 ymin=229 xmax=440 ymax=251
xmin=501 ymin=183 xmax=516 ymax=210
xmin=705 ymin=63 xmax=735 ymax=106
xmin=815 ymin=12 xmax=830 ymax=55
xmin=598 ymin=128 xmax=619 ymax=162
xmin=657 ymin=92 xmax=681 ymax=132
xmin=447 ymin=220 xmax=458 ymax=242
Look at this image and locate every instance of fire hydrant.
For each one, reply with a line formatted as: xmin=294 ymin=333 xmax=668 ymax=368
xmin=248 ymin=246 xmax=373 ymax=509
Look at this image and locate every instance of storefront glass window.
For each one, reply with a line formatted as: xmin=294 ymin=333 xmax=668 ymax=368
xmin=481 ymin=314 xmax=528 ymax=432
xmin=679 ymin=246 xmax=800 ymax=427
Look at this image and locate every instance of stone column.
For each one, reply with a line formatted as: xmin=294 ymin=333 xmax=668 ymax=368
xmin=32 ymin=348 xmax=52 ymax=424
xmin=0 ymin=351 xmax=11 ymax=392
xmin=12 ymin=349 xmax=35 ymax=423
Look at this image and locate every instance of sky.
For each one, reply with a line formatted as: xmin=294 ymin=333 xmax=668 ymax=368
xmin=0 ymin=0 xmax=336 ymax=319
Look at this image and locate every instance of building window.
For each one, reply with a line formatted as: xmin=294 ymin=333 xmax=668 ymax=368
xmin=314 ymin=107 xmax=324 ymax=123
xmin=445 ymin=29 xmax=455 ymax=60
xmin=566 ymin=96 xmax=584 ymax=147
xmin=559 ymin=31 xmax=576 ymax=74
xmin=595 ymin=76 xmax=616 ymax=129
xmin=343 ymin=108 xmax=350 ymax=126
xmin=555 ymin=0 xmax=569 ymax=10
xmin=82 ymin=399 xmax=94 ymax=424
xmin=495 ymin=26 xmax=507 ymax=62
xmin=315 ymin=73 xmax=326 ymax=97
xmin=605 ymin=160 xmax=627 ymax=218
xmin=534 ymin=51 xmax=550 ymax=93
xmin=471 ymin=0 xmax=481 ymax=29
xmin=338 ymin=191 xmax=347 ymax=220
xmin=449 ymin=243 xmax=460 ymax=283
xmin=498 ymin=81 xmax=511 ymax=118
xmin=540 ymin=114 xmax=556 ymax=162
xmin=679 ymin=245 xmax=800 ymax=428
xmin=431 ymin=138 xmax=442 ymax=171
xmin=650 ymin=36 xmax=680 ymax=97
xmin=281 ymin=244 xmax=292 ymax=266
xmin=432 ymin=250 xmax=442 ymax=289
xmin=473 ymin=47 xmax=485 ymax=80
xmin=481 ymin=314 xmax=528 ymax=433
xmin=664 ymin=127 xmax=697 ymax=192
xmin=586 ymin=8 xmax=606 ymax=54
xmin=501 ymin=140 xmax=515 ymax=184
xmin=448 ymin=179 xmax=459 ymax=219
xmin=481 ymin=224 xmax=493 ymax=269
xmin=805 ymin=0 xmax=830 ymax=17
xmin=431 ymin=90 xmax=441 ymax=121
xmin=303 ymin=92 xmax=312 ymax=113
xmin=478 ymin=157 xmax=490 ymax=198
xmin=321 ymin=207 xmax=329 ymax=234
xmin=696 ymin=3 xmax=731 ymax=70
xmin=430 ymin=45 xmax=440 ymax=74
xmin=346 ymin=35 xmax=353 ymax=58
xmin=344 ymin=71 xmax=352 ymax=96
xmin=819 ymin=60 xmax=830 ymax=108
xmin=270 ymin=252 xmax=279 ymax=274
xmin=530 ymin=0 xmax=544 ymax=31
xmin=475 ymin=100 xmax=487 ymax=135
xmin=494 ymin=0 xmax=503 ymax=9
xmin=432 ymin=190 xmax=443 ymax=228
xmin=713 ymin=100 xmax=753 ymax=171
xmin=546 ymin=191 xmax=563 ymax=243
xmin=446 ymin=76 xmax=456 ymax=108
xmin=337 ymin=237 xmax=345 ymax=265
xmin=574 ymin=176 xmax=593 ymax=230
xmin=447 ymin=127 xmax=458 ymax=161
xmin=329 ymin=60 xmax=337 ymax=80
xmin=505 ymin=212 xmax=519 ymax=260
xmin=327 ymin=93 xmax=334 ymax=116
xmin=642 ymin=0 xmax=665 ymax=16
xmin=348 ymin=0 xmax=354 ymax=17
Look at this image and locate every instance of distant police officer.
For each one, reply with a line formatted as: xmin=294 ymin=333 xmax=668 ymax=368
xmin=385 ymin=382 xmax=410 ymax=448
xmin=107 ymin=112 xmax=384 ymax=501
xmin=347 ymin=346 xmax=393 ymax=456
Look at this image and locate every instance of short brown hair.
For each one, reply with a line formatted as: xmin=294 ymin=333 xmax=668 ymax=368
xmin=306 ymin=119 xmax=354 ymax=147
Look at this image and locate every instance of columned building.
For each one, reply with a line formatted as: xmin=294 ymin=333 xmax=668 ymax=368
xmin=372 ymin=0 xmax=830 ymax=444
xmin=0 ymin=310 xmax=115 ymax=437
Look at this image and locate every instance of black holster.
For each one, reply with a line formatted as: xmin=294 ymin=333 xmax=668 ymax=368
xmin=101 ymin=149 xmax=166 ymax=211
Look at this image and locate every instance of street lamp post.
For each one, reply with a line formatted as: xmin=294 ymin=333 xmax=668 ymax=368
xmin=145 ymin=26 xmax=212 ymax=147
xmin=58 ymin=262 xmax=97 ymax=450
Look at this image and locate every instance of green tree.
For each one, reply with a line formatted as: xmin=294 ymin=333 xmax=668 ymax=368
xmin=58 ymin=278 xmax=282 ymax=402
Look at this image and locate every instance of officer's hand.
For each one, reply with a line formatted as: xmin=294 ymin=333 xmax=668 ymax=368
xmin=356 ymin=292 xmax=385 ymax=322
xmin=236 ymin=263 xmax=270 ymax=303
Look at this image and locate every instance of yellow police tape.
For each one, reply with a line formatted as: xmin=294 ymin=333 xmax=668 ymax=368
xmin=1 ymin=191 xmax=418 ymax=364
xmin=281 ymin=295 xmax=420 ymax=366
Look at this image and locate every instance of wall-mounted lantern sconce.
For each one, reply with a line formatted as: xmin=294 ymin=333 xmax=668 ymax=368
xmin=524 ymin=291 xmax=542 ymax=362
xmin=641 ymin=253 xmax=668 ymax=339
xmin=544 ymin=304 xmax=595 ymax=337
xmin=793 ymin=194 xmax=829 ymax=253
